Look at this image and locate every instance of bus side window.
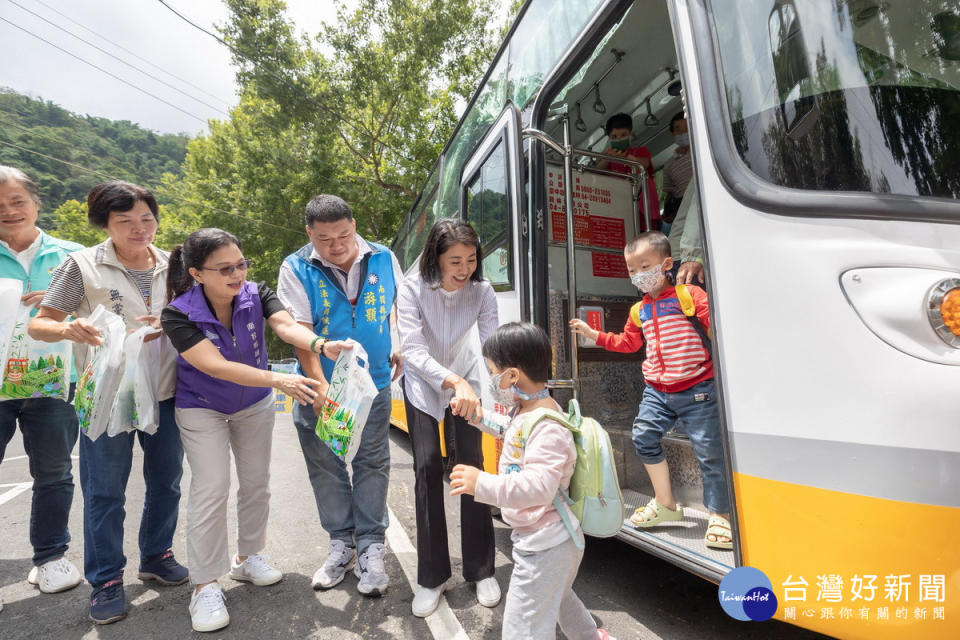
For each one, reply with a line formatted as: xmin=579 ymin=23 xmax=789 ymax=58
xmin=464 ymin=139 xmax=512 ymax=288
xmin=769 ymin=0 xmax=819 ymax=138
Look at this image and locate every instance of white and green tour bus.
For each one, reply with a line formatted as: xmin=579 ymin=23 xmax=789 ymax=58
xmin=389 ymin=2 xmax=959 ymax=637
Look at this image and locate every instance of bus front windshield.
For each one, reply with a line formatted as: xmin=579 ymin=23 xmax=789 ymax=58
xmin=711 ymin=0 xmax=960 ymax=201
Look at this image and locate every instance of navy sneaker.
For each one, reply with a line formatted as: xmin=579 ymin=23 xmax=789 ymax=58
xmin=90 ymin=578 xmax=126 ymax=625
xmin=138 ymin=550 xmax=189 ymax=586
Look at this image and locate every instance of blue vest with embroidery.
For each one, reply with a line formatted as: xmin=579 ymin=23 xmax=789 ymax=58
xmin=284 ymin=242 xmax=396 ymax=389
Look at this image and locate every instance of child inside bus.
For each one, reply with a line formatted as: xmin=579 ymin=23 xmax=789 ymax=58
xmin=569 ymin=232 xmax=732 ymax=550
xmin=449 ymin=323 xmax=615 ymax=640
xmin=594 ymin=112 xmax=660 ymax=231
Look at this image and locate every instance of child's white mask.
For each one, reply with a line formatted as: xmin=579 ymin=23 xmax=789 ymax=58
xmin=630 ymin=264 xmax=665 ymax=292
xmin=488 ymin=371 xmax=518 ymax=407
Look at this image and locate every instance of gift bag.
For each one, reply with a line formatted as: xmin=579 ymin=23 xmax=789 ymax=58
xmin=75 ymin=305 xmax=127 ymax=441
xmin=0 ymin=279 xmax=72 ymax=403
xmin=108 ymin=326 xmax=160 ymax=436
xmin=316 ymin=341 xmax=378 ymax=463
xmin=0 ymin=279 xmax=22 ymax=387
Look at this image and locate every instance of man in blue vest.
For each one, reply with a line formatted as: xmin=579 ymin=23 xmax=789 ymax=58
xmin=277 ymin=194 xmax=403 ymax=597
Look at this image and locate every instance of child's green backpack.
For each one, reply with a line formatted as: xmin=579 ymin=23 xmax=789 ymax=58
xmin=520 ymin=399 xmax=625 ymax=549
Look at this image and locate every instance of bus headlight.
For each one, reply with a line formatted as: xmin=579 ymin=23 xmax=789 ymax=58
xmin=927 ymin=278 xmax=960 ymax=347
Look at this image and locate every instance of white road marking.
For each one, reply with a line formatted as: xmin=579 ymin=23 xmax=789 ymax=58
xmin=3 ymin=454 xmax=28 ymax=461
xmin=385 ymin=504 xmax=470 ymax=640
xmin=0 ymin=482 xmax=31 ymax=506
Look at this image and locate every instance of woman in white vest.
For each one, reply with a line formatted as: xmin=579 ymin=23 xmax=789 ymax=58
xmin=29 ymin=181 xmax=186 ymax=626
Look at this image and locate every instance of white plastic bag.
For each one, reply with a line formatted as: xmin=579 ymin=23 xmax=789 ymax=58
xmin=132 ymin=331 xmax=161 ymax=434
xmin=0 ymin=279 xmax=73 ymax=403
xmin=108 ymin=326 xmax=160 ymax=436
xmin=316 ymin=341 xmax=378 ymax=463
xmin=0 ymin=279 xmax=23 ymax=389
xmin=75 ymin=305 xmax=127 ymax=441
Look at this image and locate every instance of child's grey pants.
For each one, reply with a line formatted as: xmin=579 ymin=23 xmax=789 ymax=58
xmin=175 ymin=393 xmax=275 ymax=584
xmin=502 ymin=533 xmax=598 ymax=640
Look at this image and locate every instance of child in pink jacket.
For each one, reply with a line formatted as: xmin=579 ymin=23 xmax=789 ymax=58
xmin=449 ymin=322 xmax=615 ymax=640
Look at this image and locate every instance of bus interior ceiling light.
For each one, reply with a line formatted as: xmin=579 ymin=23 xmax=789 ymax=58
xmin=927 ymin=278 xmax=960 ymax=347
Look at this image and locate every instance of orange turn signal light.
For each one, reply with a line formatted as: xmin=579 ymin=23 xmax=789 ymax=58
xmin=942 ymin=289 xmax=960 ymax=336
xmin=928 ymin=279 xmax=960 ymax=347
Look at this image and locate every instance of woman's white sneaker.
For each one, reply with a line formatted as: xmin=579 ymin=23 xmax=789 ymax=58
xmin=476 ymin=576 xmax=501 ymax=607
xmin=411 ymin=582 xmax=447 ymax=617
xmin=229 ymin=554 xmax=282 ymax=586
xmin=27 ymin=557 xmax=82 ymax=593
xmin=189 ymin=583 xmax=229 ymax=632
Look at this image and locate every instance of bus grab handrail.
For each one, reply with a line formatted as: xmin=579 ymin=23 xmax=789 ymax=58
xmin=523 ymin=125 xmax=651 ymax=396
xmin=523 ymin=120 xmax=580 ymax=397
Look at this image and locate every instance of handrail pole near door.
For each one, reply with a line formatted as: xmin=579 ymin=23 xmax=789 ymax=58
xmin=639 ymin=164 xmax=651 ymax=231
xmin=561 ymin=115 xmax=580 ymax=398
xmin=520 ymin=121 xmax=581 ymax=399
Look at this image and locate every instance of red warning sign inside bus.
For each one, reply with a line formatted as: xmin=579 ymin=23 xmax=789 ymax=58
xmin=550 ymin=212 xmax=625 ymax=249
xmin=584 ymin=309 xmax=603 ymax=331
xmin=591 ymin=252 xmax=628 ymax=278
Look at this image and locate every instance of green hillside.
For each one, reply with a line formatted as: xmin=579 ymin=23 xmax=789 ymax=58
xmin=0 ymin=87 xmax=190 ymax=228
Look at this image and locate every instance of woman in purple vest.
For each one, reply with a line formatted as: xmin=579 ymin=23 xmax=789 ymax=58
xmin=160 ymin=228 xmax=349 ymax=632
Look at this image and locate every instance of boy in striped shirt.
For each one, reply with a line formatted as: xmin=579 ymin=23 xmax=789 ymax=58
xmin=569 ymin=232 xmax=732 ymax=550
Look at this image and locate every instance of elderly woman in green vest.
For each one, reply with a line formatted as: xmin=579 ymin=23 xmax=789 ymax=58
xmin=29 ymin=180 xmax=187 ymax=625
xmin=0 ymin=166 xmax=84 ymax=609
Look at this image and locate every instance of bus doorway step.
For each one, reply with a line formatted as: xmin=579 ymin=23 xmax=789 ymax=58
xmin=615 ymin=488 xmax=734 ymax=583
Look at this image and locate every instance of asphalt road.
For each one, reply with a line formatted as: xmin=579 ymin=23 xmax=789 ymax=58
xmin=0 ymin=412 xmax=832 ymax=639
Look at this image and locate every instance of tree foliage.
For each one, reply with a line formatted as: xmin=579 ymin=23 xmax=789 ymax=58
xmin=50 ymin=200 xmax=106 ymax=247
xmin=160 ymin=0 xmax=512 ymax=358
xmin=206 ymin=0 xmax=504 ymax=240
xmin=0 ymin=88 xmax=190 ymax=228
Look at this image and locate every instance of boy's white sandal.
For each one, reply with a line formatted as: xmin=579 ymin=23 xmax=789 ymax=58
xmin=629 ymin=498 xmax=683 ymax=528
xmin=705 ymin=515 xmax=734 ymax=550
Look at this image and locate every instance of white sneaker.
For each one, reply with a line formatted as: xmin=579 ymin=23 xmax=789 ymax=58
xmin=476 ymin=576 xmax=501 ymax=607
xmin=411 ymin=582 xmax=446 ymax=617
xmin=228 ymin=554 xmax=282 ymax=586
xmin=27 ymin=557 xmax=82 ymax=593
xmin=354 ymin=543 xmax=389 ymax=597
xmin=189 ymin=583 xmax=229 ymax=632
xmin=312 ymin=540 xmax=357 ymax=590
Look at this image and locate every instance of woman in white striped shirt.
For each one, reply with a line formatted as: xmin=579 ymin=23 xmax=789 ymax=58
xmin=396 ymin=219 xmax=501 ymax=618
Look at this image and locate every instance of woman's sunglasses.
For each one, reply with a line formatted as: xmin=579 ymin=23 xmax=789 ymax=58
xmin=201 ymin=258 xmax=251 ymax=277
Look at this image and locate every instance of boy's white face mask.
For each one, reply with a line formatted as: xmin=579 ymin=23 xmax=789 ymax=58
xmin=630 ymin=264 xmax=665 ymax=292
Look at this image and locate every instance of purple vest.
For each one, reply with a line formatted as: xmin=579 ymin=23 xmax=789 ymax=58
xmin=168 ymin=282 xmax=271 ymax=413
